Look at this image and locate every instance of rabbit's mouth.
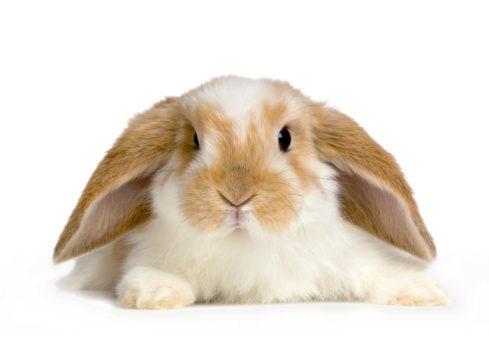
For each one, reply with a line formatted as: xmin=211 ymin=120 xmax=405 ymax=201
xmin=231 ymin=208 xmax=245 ymax=226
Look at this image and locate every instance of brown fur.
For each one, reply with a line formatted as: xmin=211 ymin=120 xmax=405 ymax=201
xmin=312 ymin=104 xmax=436 ymax=261
xmin=178 ymin=96 xmax=325 ymax=235
xmin=54 ymin=78 xmax=436 ymax=265
xmin=261 ymin=101 xmax=320 ymax=191
xmin=180 ymin=102 xmax=300 ymax=234
xmin=53 ymin=99 xmax=181 ymax=263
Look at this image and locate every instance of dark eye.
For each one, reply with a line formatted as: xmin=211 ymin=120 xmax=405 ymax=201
xmin=278 ymin=127 xmax=291 ymax=151
xmin=193 ymin=132 xmax=199 ymax=149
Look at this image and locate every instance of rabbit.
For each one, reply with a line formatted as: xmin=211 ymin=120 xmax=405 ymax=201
xmin=54 ymin=76 xmax=450 ymax=309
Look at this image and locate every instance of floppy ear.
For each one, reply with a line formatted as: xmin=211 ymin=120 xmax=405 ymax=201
xmin=312 ymin=104 xmax=436 ymax=262
xmin=53 ymin=98 xmax=180 ymax=263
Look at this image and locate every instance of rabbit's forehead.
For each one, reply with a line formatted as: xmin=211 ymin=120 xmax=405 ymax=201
xmin=186 ymin=78 xmax=308 ymax=138
xmin=192 ymin=99 xmax=293 ymax=134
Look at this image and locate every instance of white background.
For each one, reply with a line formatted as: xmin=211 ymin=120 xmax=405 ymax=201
xmin=1 ymin=0 xmax=488 ymax=347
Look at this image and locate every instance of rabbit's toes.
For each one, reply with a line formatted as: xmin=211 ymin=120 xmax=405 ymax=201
xmin=390 ymin=281 xmax=450 ymax=306
xmin=392 ymin=293 xmax=450 ymax=306
xmin=117 ymin=267 xmax=195 ymax=310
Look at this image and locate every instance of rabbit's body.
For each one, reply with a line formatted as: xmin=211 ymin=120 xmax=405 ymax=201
xmin=66 ymin=159 xmax=447 ymax=308
xmin=68 ymin=211 xmax=444 ymax=308
xmin=57 ymin=76 xmax=449 ymax=308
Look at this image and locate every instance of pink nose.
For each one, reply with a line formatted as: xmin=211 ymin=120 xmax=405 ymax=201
xmin=231 ymin=207 xmax=246 ymax=225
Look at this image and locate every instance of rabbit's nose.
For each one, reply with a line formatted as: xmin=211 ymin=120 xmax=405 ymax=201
xmin=219 ymin=193 xmax=255 ymax=207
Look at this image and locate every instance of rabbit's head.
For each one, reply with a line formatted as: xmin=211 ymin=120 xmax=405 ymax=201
xmin=54 ymin=76 xmax=436 ymax=264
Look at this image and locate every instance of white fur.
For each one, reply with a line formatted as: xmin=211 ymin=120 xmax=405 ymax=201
xmin=66 ymin=77 xmax=449 ymax=308
xmin=183 ymin=76 xmax=306 ymax=145
xmin=68 ymin=163 xmax=447 ymax=307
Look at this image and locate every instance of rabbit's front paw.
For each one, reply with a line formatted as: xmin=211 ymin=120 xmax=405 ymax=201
xmin=389 ymin=279 xmax=451 ymax=306
xmin=117 ymin=267 xmax=196 ymax=310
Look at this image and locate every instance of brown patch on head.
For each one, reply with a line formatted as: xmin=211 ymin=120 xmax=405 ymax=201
xmin=181 ymin=114 xmax=287 ymax=234
xmin=180 ymin=95 xmax=321 ymax=236
xmin=193 ymin=102 xmax=232 ymax=132
xmin=173 ymin=101 xmax=235 ymax=177
xmin=180 ymin=98 xmax=306 ymax=235
xmin=261 ymin=101 xmax=320 ymax=192
xmin=163 ymin=101 xmax=236 ymax=179
xmin=261 ymin=101 xmax=288 ymax=133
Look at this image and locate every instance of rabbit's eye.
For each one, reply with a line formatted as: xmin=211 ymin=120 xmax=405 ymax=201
xmin=278 ymin=127 xmax=291 ymax=151
xmin=193 ymin=133 xmax=199 ymax=149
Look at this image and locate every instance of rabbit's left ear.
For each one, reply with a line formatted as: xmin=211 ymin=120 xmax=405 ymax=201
xmin=53 ymin=99 xmax=180 ymax=263
xmin=312 ymin=104 xmax=436 ymax=262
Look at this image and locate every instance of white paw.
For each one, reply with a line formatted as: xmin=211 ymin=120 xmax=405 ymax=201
xmin=116 ymin=267 xmax=196 ymax=309
xmin=389 ymin=278 xmax=451 ymax=306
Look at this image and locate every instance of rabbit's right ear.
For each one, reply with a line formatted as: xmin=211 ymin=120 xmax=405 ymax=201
xmin=53 ymin=98 xmax=180 ymax=264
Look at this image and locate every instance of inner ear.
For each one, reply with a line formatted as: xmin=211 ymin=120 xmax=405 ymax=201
xmin=56 ymin=176 xmax=153 ymax=262
xmin=336 ymin=168 xmax=430 ymax=259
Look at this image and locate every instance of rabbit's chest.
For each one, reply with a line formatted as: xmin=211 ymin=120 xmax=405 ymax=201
xmin=160 ymin=225 xmax=363 ymax=303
